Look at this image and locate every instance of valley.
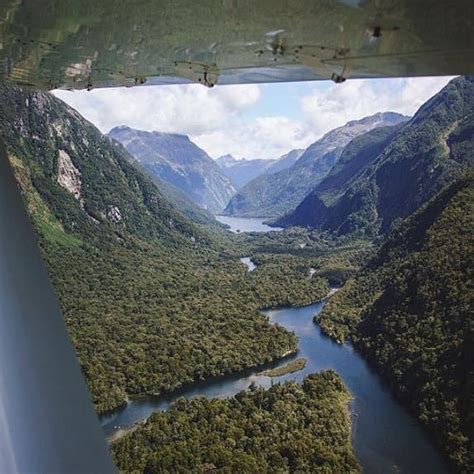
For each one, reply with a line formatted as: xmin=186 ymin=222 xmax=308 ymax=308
xmin=1 ymin=75 xmax=472 ymax=473
xmin=106 ymin=291 xmax=448 ymax=473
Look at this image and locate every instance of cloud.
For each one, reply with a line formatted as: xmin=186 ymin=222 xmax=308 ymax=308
xmin=193 ymin=117 xmax=316 ymax=160
xmin=54 ymin=76 xmax=455 ymax=161
xmin=301 ymin=76 xmax=454 ymax=137
xmin=53 ymin=83 xmax=261 ymax=135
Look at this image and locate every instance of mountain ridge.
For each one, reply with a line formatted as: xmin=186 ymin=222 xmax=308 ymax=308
xmin=277 ymin=76 xmax=474 ymax=236
xmin=216 ymin=154 xmax=277 ymax=189
xmin=216 ymin=149 xmax=303 ymax=190
xmin=224 ymin=112 xmax=409 ymax=218
xmin=109 ymin=126 xmax=236 ymax=213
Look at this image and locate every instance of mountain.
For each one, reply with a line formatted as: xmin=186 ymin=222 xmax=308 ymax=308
xmin=1 ymin=83 xmax=338 ymax=420
xmin=1 ymin=91 xmax=199 ymax=248
xmin=216 ymin=154 xmax=276 ymax=189
xmin=215 ymin=154 xmax=238 ymax=168
xmin=278 ymin=76 xmax=474 ymax=236
xmin=0 ymin=85 xmax=298 ymax=413
xmin=216 ymin=150 xmax=304 ymax=190
xmin=317 ymin=173 xmax=474 ymax=472
xmin=264 ymin=148 xmax=304 ymax=175
xmin=224 ymin=112 xmax=409 ymax=218
xmin=108 ymin=126 xmax=235 ymax=213
xmin=122 ymin=153 xmax=220 ymax=227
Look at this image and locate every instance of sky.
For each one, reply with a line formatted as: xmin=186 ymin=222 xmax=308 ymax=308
xmin=53 ymin=76 xmax=454 ymax=161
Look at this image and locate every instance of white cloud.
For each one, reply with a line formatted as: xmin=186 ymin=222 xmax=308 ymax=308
xmin=54 ymin=76 xmax=455 ymax=161
xmin=193 ymin=117 xmax=316 ymax=160
xmin=301 ymin=76 xmax=454 ymax=138
xmin=53 ymin=83 xmax=261 ymax=135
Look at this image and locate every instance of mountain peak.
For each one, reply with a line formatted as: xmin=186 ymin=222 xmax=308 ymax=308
xmin=108 ymin=126 xmax=235 ymax=212
xmin=224 ymin=111 xmax=410 ymax=218
xmin=277 ymin=75 xmax=474 ymax=235
xmin=345 ymin=111 xmax=409 ymax=127
xmin=216 ymin=154 xmax=239 ymax=168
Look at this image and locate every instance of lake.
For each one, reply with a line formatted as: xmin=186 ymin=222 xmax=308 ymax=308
xmin=100 ymin=298 xmax=448 ymax=473
xmin=215 ymin=215 xmax=283 ymax=233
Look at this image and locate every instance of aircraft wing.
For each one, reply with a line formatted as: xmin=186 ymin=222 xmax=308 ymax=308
xmin=0 ymin=0 xmax=473 ymax=90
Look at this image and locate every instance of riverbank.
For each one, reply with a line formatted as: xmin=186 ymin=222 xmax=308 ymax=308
xmin=101 ymin=290 xmax=331 ymax=431
xmin=102 ymin=296 xmax=448 ymax=473
xmin=111 ymin=371 xmax=360 ymax=473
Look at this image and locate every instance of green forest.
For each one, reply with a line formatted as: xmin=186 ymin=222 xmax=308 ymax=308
xmin=2 ymin=78 xmax=473 ymax=473
xmin=0 ymin=85 xmax=363 ymax=415
xmin=112 ymin=372 xmax=359 ymax=473
xmin=317 ymin=173 xmax=474 ymax=471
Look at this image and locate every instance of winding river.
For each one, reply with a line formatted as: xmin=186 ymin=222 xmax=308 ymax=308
xmin=101 ymin=213 xmax=447 ymax=472
xmin=100 ymin=297 xmax=448 ymax=473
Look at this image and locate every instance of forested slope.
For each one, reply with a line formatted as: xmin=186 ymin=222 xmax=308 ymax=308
xmin=317 ymin=173 xmax=474 ymax=471
xmin=1 ymin=85 xmax=335 ymax=413
xmin=280 ymin=76 xmax=474 ymax=237
xmin=112 ymin=372 xmax=360 ymax=473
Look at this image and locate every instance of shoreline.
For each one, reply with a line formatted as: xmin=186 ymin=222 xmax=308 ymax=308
xmin=103 ymin=290 xmax=338 ymax=443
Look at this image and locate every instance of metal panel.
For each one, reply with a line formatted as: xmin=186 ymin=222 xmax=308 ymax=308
xmin=0 ymin=140 xmax=115 ymax=473
xmin=0 ymin=0 xmax=473 ymax=90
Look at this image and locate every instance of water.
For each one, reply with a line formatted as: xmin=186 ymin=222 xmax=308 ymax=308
xmin=215 ymin=215 xmax=283 ymax=233
xmin=240 ymin=257 xmax=256 ymax=272
xmin=100 ymin=300 xmax=448 ymax=473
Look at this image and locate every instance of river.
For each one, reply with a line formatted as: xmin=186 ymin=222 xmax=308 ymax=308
xmin=100 ymin=297 xmax=448 ymax=473
xmin=240 ymin=256 xmax=256 ymax=272
xmin=215 ymin=215 xmax=283 ymax=233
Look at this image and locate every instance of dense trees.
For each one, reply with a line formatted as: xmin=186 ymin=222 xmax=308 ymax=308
xmin=112 ymin=372 xmax=360 ymax=473
xmin=317 ymin=174 xmax=474 ymax=471
xmin=6 ymin=82 xmax=471 ymax=473
xmin=279 ymin=76 xmax=474 ymax=237
xmin=1 ymin=85 xmax=364 ymax=416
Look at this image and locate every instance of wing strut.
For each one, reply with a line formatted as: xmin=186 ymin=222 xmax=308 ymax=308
xmin=0 ymin=139 xmax=115 ymax=473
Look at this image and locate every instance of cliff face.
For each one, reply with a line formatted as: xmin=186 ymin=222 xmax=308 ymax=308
xmin=0 ymin=86 xmax=200 ymax=247
xmin=109 ymin=126 xmax=236 ymax=213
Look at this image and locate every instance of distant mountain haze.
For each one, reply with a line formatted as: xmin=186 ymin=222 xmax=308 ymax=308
xmin=224 ymin=112 xmax=409 ymax=218
xmin=264 ymin=149 xmax=304 ymax=175
xmin=216 ymin=149 xmax=303 ymax=189
xmin=216 ymin=154 xmax=277 ymax=189
xmin=277 ymin=76 xmax=474 ymax=236
xmin=109 ymin=126 xmax=236 ymax=213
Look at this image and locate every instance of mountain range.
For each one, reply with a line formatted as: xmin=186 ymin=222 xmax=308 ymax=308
xmin=224 ymin=112 xmax=409 ymax=218
xmin=216 ymin=149 xmax=303 ymax=189
xmin=108 ymin=126 xmax=235 ymax=213
xmin=277 ymin=76 xmax=474 ymax=236
xmin=2 ymin=76 xmax=472 ymax=472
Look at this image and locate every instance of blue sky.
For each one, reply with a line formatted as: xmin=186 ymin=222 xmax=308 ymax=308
xmin=54 ymin=76 xmax=453 ymax=160
xmin=244 ymin=82 xmax=317 ymax=121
